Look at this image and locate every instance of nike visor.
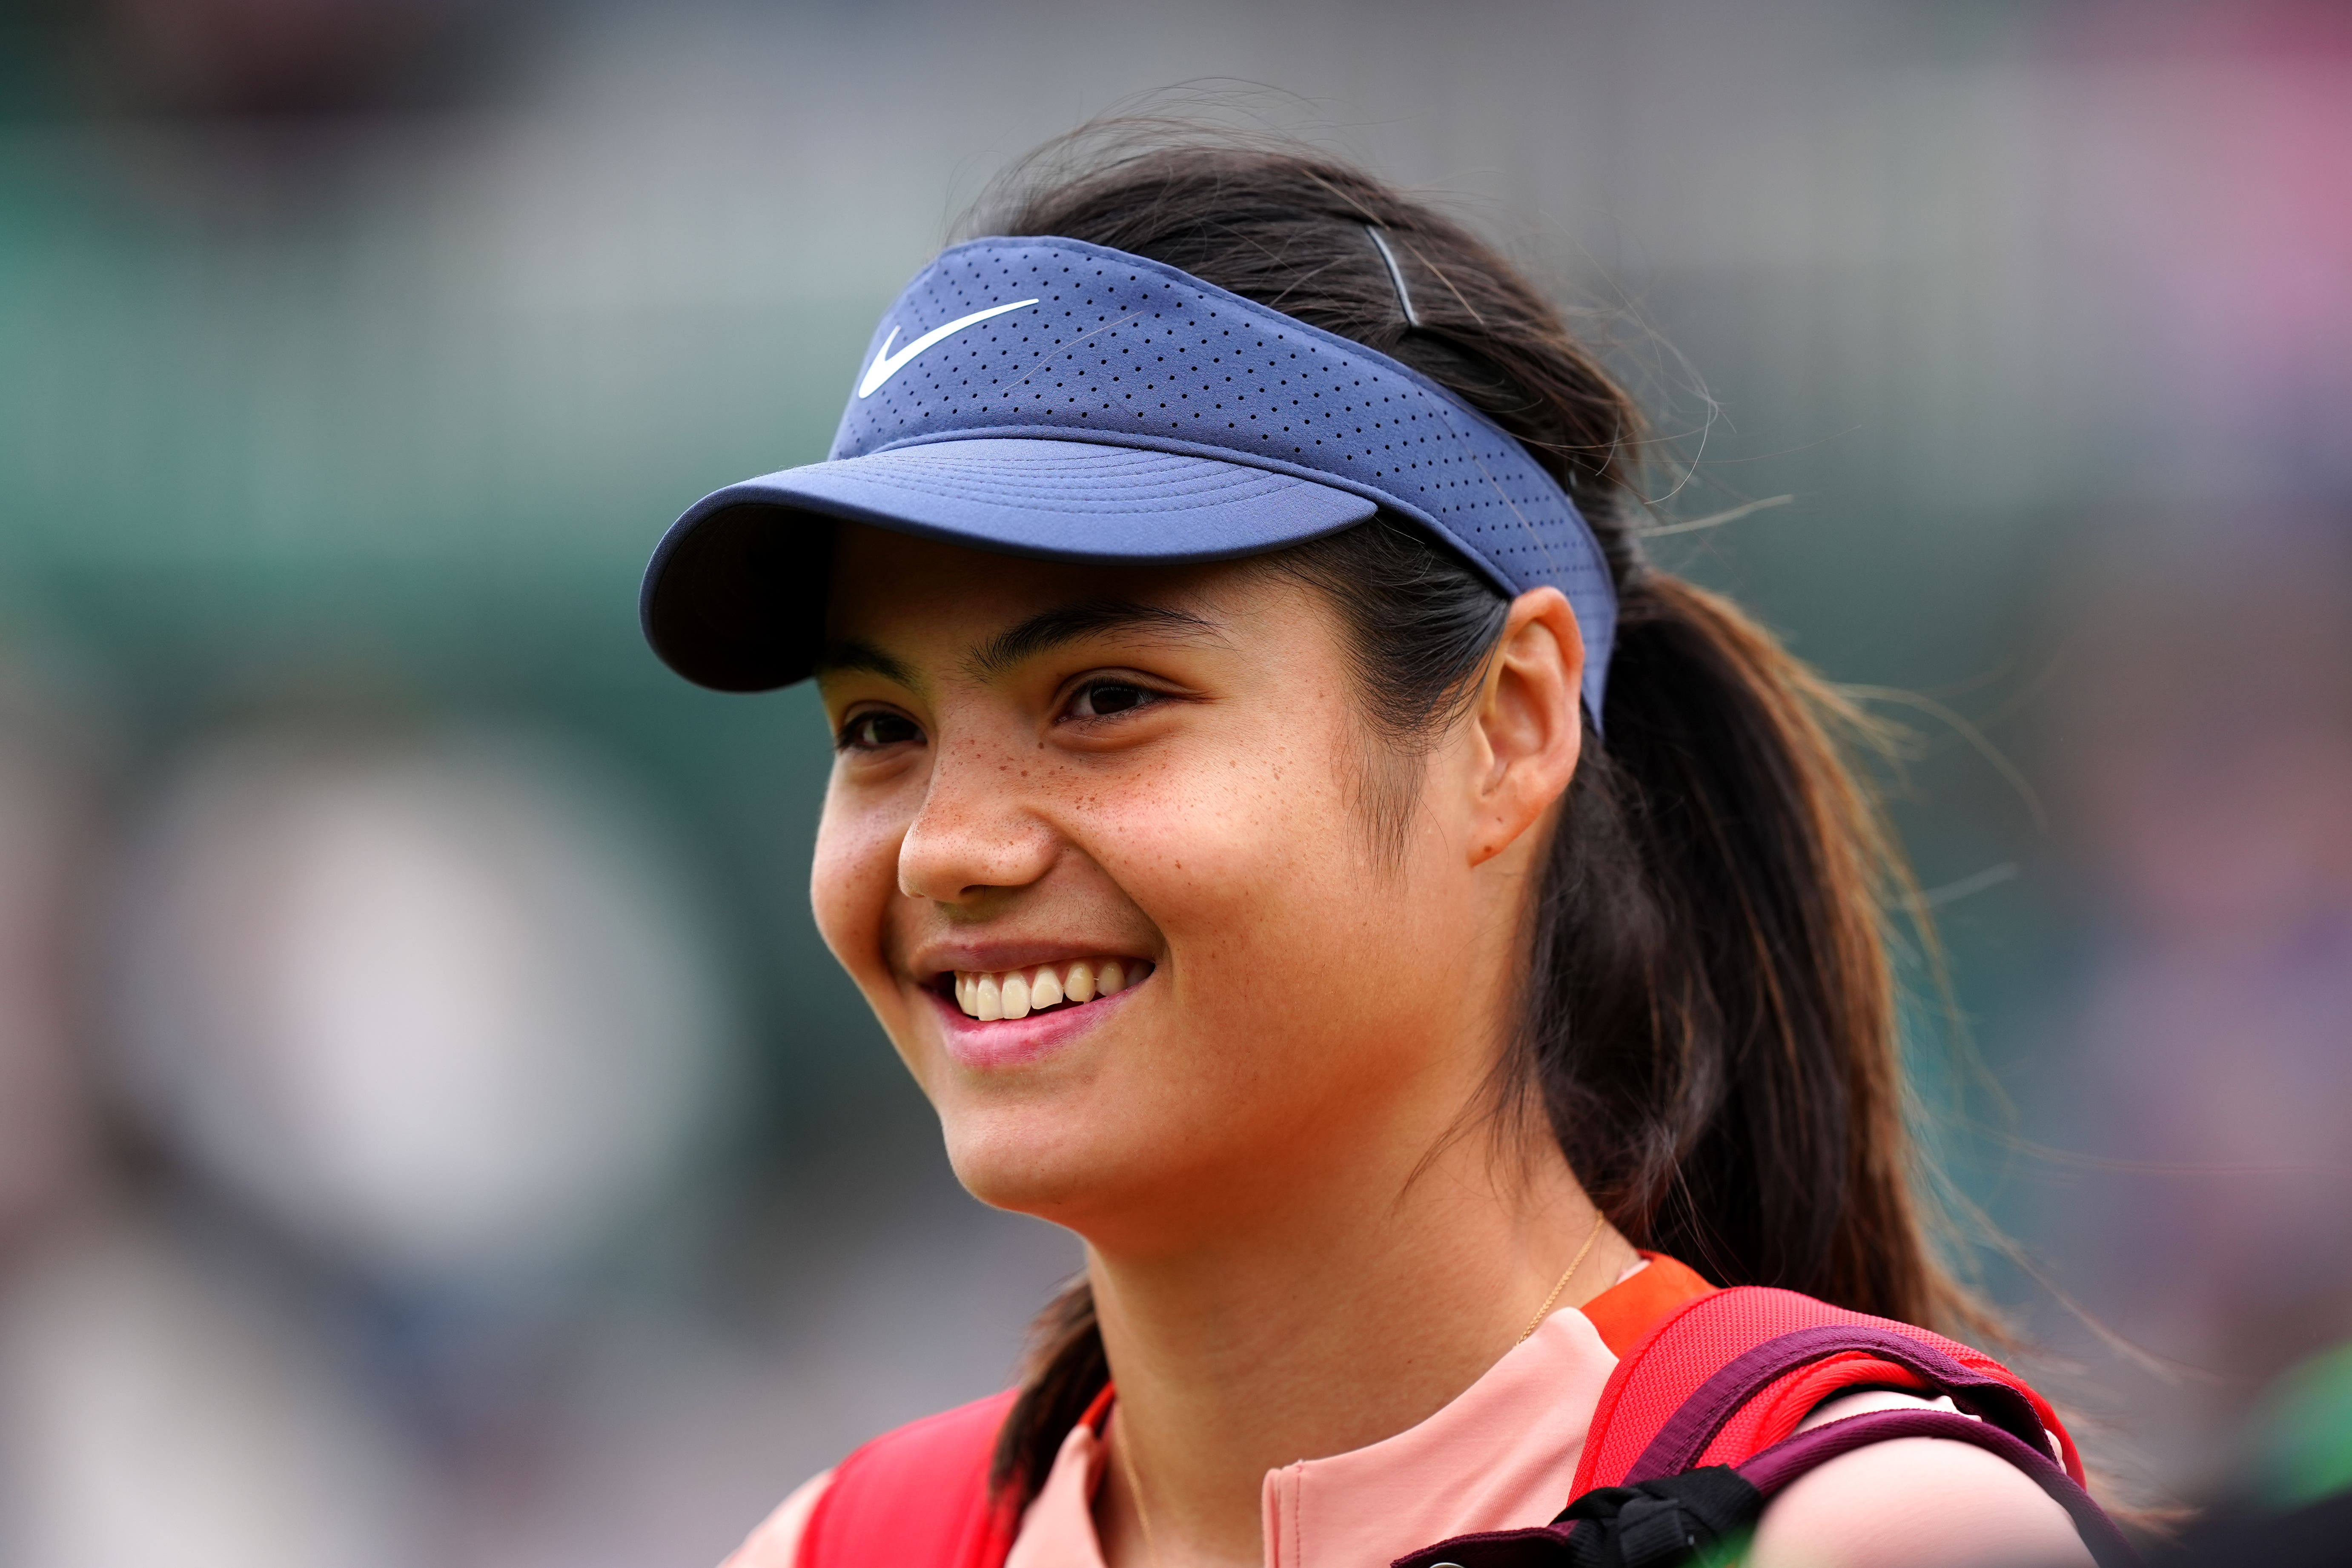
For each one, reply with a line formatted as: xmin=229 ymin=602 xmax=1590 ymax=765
xmin=640 ymin=235 xmax=1619 ymax=717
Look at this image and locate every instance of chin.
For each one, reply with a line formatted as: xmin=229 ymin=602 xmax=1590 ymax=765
xmin=931 ymin=1085 xmax=1220 ymax=1244
xmin=938 ymin=1108 xmax=1119 ymax=1221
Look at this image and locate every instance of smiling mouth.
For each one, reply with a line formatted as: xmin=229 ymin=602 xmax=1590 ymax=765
xmin=943 ymin=958 xmax=1149 ymax=1021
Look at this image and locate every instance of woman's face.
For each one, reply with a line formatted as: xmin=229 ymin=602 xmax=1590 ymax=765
xmin=811 ymin=525 xmax=1572 ymax=1252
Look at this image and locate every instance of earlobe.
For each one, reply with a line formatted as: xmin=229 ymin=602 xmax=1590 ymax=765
xmin=1465 ymin=588 xmax=1585 ymax=868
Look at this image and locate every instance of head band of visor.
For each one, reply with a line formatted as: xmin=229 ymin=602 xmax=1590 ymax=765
xmin=641 ymin=235 xmax=1619 ymax=720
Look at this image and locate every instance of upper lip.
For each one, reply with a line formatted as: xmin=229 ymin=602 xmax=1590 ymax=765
xmin=906 ymin=939 xmax=1152 ymax=982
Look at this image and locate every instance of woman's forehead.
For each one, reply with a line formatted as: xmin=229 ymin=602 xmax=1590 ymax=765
xmin=822 ymin=524 xmax=1285 ymax=674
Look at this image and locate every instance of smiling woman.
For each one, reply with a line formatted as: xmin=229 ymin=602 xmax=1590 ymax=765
xmin=638 ymin=141 xmax=2131 ymax=1568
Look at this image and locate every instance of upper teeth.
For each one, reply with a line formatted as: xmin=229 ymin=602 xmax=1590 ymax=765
xmin=954 ymin=958 xmax=1137 ymax=1020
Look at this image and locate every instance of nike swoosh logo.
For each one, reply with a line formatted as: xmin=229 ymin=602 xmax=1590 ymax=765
xmin=856 ymin=298 xmax=1041 ymax=398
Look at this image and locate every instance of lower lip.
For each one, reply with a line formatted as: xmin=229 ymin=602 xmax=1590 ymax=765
xmin=928 ymin=974 xmax=1148 ymax=1070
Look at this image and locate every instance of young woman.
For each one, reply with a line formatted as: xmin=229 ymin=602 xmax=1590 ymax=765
xmin=641 ymin=142 xmax=2120 ymax=1568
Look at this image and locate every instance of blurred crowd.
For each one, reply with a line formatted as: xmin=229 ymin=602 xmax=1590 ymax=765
xmin=2018 ymin=512 xmax=2352 ymax=1514
xmin=0 ymin=0 xmax=2346 ymax=1564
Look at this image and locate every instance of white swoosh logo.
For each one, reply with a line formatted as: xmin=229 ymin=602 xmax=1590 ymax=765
xmin=857 ymin=298 xmax=1040 ymax=398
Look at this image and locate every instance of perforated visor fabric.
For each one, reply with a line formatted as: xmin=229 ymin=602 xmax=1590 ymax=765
xmin=641 ymin=236 xmax=1616 ymax=714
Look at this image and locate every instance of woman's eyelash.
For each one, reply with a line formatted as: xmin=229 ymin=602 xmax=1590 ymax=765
xmin=836 ymin=711 xmax=923 ymax=751
xmin=836 ymin=684 xmax=1171 ymax=745
xmin=1066 ymin=680 xmax=1168 ymax=720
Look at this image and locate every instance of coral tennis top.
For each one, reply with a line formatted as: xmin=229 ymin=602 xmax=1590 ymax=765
xmin=728 ymin=1255 xmax=1722 ymax=1568
xmin=1007 ymin=1258 xmax=1716 ymax=1568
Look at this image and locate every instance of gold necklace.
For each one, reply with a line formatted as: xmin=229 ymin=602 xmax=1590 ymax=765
xmin=1518 ymin=1211 xmax=1610 ymax=1344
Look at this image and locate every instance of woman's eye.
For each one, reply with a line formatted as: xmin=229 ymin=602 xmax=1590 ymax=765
xmin=838 ymin=711 xmax=922 ymax=751
xmin=1067 ymin=681 xmax=1163 ymax=720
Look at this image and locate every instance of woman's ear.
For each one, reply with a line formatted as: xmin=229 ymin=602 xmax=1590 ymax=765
xmin=1462 ymin=587 xmax=1585 ymax=867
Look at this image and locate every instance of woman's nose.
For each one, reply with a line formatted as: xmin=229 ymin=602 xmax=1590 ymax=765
xmin=895 ymin=743 xmax=1059 ymax=904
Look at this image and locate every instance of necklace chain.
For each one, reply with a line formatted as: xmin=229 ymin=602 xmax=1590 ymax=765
xmin=1518 ymin=1211 xmax=1610 ymax=1344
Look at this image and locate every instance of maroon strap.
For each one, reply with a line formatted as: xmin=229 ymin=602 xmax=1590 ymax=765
xmin=1626 ymin=1324 xmax=2048 ymax=1482
xmin=1740 ymin=1408 xmax=2140 ymax=1568
xmin=1392 ymin=1410 xmax=2141 ymax=1568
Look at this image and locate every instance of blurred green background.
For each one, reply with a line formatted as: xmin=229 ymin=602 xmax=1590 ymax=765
xmin=0 ymin=2 xmax=2346 ymax=1564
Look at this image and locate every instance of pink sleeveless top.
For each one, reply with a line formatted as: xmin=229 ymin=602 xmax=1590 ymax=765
xmin=725 ymin=1257 xmax=1722 ymax=1568
xmin=1007 ymin=1300 xmax=1627 ymax=1568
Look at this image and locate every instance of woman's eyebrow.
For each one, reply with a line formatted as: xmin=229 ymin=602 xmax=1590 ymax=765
xmin=965 ymin=598 xmax=1226 ymax=680
xmin=814 ymin=639 xmax=923 ymax=691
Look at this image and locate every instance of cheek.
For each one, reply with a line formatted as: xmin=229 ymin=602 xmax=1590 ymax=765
xmin=1088 ymin=717 xmax=1424 ymax=1064
xmin=1092 ymin=728 xmax=1322 ymax=911
xmin=809 ymin=777 xmax=907 ymax=984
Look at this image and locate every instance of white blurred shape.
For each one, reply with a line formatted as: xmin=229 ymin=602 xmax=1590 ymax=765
xmin=114 ymin=731 xmax=730 ymax=1281
xmin=0 ymin=1220 xmax=423 ymax=1568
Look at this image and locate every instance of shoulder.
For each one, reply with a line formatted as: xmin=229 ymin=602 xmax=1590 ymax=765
xmin=1580 ymin=1284 xmax=2107 ymax=1567
xmin=1750 ymin=1393 xmax=2093 ymax=1568
xmin=721 ymin=1392 xmax=1020 ymax=1568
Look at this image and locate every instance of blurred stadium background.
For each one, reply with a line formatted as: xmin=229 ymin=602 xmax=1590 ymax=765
xmin=0 ymin=1 xmax=2346 ymax=1562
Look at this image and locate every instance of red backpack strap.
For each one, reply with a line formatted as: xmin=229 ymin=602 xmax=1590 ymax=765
xmin=1573 ymin=1285 xmax=2083 ymax=1493
xmin=1395 ymin=1288 xmax=2136 ymax=1568
xmin=1579 ymin=1253 xmax=1719 ymax=1357
xmin=797 ymin=1390 xmax=1022 ymax=1568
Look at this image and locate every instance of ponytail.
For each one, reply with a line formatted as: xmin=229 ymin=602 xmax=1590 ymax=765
xmin=1546 ymin=573 xmax=1952 ymax=1325
xmin=973 ymin=135 xmax=1983 ymax=1504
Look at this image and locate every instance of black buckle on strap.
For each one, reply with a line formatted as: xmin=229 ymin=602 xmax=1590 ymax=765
xmin=1551 ymin=1467 xmax=1762 ymax=1568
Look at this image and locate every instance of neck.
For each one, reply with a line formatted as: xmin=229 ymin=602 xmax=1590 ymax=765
xmin=1086 ymin=1128 xmax=1638 ymax=1568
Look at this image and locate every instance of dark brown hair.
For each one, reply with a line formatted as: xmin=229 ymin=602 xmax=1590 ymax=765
xmin=968 ymin=138 xmax=1985 ymax=1503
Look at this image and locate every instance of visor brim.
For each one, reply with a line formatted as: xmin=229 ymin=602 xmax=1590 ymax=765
xmin=639 ymin=438 xmax=1379 ymax=692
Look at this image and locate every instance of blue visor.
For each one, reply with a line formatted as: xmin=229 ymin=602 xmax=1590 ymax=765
xmin=641 ymin=235 xmax=1617 ymax=718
